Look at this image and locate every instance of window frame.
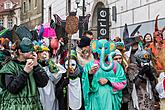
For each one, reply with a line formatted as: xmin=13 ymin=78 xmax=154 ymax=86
xmin=8 ymin=18 xmax=13 ymax=29
xmin=0 ymin=19 xmax=4 ymax=27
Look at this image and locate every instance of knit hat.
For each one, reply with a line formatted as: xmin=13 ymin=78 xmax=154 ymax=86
xmin=115 ymin=42 xmax=125 ymax=50
xmin=78 ymin=36 xmax=91 ymax=48
xmin=70 ymin=49 xmax=77 ymax=60
xmin=114 ymin=49 xmax=122 ymax=56
xmin=35 ymin=45 xmax=50 ymax=52
xmin=20 ymin=37 xmax=34 ymax=53
xmin=65 ymin=50 xmax=77 ymax=61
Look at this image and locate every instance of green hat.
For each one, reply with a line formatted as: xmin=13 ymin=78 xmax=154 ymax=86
xmin=64 ymin=50 xmax=77 ymax=62
xmin=70 ymin=50 xmax=77 ymax=60
xmin=20 ymin=37 xmax=34 ymax=53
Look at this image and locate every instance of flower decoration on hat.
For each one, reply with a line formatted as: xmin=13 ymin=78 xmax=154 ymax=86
xmin=33 ymin=40 xmax=50 ymax=53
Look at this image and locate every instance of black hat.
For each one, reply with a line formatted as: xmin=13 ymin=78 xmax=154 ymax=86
xmin=78 ymin=36 xmax=91 ymax=48
xmin=15 ymin=26 xmax=33 ymax=40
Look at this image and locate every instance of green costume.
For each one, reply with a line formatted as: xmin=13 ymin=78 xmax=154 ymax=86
xmin=0 ymin=61 xmax=43 ymax=110
xmin=82 ymin=60 xmax=126 ymax=110
xmin=82 ymin=39 xmax=127 ymax=110
xmin=0 ymin=27 xmax=48 ymax=110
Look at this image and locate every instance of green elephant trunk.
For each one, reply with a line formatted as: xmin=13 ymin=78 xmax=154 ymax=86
xmin=100 ymin=48 xmax=114 ymax=71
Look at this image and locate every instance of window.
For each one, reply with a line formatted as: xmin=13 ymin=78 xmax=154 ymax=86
xmin=29 ymin=0 xmax=31 ymax=10
xmin=48 ymin=6 xmax=52 ymax=21
xmin=6 ymin=3 xmax=11 ymax=9
xmin=67 ymin=0 xmax=71 ymax=15
xmin=4 ymin=1 xmax=12 ymax=9
xmin=4 ymin=2 xmax=12 ymax=9
xmin=8 ymin=18 xmax=13 ymax=29
xmin=0 ymin=19 xmax=4 ymax=27
xmin=34 ymin=0 xmax=37 ymax=8
xmin=23 ymin=2 xmax=26 ymax=13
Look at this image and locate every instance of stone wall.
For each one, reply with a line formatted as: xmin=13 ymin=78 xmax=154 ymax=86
xmin=20 ymin=0 xmax=42 ymax=29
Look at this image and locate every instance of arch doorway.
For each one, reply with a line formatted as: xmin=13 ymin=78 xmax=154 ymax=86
xmin=90 ymin=2 xmax=105 ymax=37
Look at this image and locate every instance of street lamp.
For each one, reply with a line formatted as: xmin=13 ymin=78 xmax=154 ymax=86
xmin=75 ymin=0 xmax=85 ymax=16
xmin=75 ymin=0 xmax=90 ymax=36
xmin=75 ymin=0 xmax=80 ymax=6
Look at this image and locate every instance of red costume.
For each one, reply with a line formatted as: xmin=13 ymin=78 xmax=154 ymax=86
xmin=147 ymin=15 xmax=165 ymax=71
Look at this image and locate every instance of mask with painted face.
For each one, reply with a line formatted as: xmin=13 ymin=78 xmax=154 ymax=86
xmin=80 ymin=46 xmax=91 ymax=59
xmin=64 ymin=58 xmax=80 ymax=78
xmin=65 ymin=59 xmax=77 ymax=73
xmin=134 ymin=44 xmax=151 ymax=66
xmin=154 ymin=15 xmax=165 ymax=43
xmin=64 ymin=50 xmax=80 ymax=78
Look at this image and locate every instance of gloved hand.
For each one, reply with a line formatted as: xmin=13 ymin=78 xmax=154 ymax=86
xmin=138 ymin=65 xmax=150 ymax=81
xmin=138 ymin=65 xmax=149 ymax=77
xmin=142 ymin=65 xmax=150 ymax=73
xmin=143 ymin=65 xmax=155 ymax=81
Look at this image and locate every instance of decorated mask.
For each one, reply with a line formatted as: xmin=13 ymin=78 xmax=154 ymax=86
xmin=80 ymin=46 xmax=91 ymax=59
xmin=64 ymin=50 xmax=79 ymax=77
xmin=134 ymin=45 xmax=151 ymax=66
xmin=65 ymin=59 xmax=77 ymax=73
xmin=123 ymin=24 xmax=141 ymax=51
xmin=154 ymin=15 xmax=165 ymax=42
xmin=34 ymin=41 xmax=50 ymax=66
xmin=90 ymin=39 xmax=116 ymax=71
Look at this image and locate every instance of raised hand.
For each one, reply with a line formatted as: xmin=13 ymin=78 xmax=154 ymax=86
xmin=24 ymin=60 xmax=34 ymax=73
xmin=89 ymin=65 xmax=98 ymax=74
xmin=32 ymin=52 xmax=38 ymax=66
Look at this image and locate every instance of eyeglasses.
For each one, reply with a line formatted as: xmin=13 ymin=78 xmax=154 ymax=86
xmin=82 ymin=49 xmax=90 ymax=54
xmin=114 ymin=57 xmax=122 ymax=60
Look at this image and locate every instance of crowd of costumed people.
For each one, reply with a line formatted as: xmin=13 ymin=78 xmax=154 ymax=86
xmin=0 ymin=15 xmax=164 ymax=110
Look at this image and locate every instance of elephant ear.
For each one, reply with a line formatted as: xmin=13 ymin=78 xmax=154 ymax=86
xmin=109 ymin=42 xmax=116 ymax=52
xmin=90 ymin=40 xmax=97 ymax=53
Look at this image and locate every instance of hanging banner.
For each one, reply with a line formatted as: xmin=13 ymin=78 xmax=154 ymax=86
xmin=78 ymin=15 xmax=90 ymax=37
xmin=97 ymin=8 xmax=109 ymax=39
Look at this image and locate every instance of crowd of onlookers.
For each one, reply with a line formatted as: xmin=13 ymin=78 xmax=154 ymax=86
xmin=0 ymin=19 xmax=164 ymax=110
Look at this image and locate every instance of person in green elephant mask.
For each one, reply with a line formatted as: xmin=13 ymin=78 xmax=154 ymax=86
xmin=82 ymin=39 xmax=127 ymax=110
xmin=0 ymin=37 xmax=49 ymax=110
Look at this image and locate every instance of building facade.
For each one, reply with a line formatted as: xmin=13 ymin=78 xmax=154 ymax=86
xmin=20 ymin=0 xmax=43 ymax=29
xmin=0 ymin=0 xmax=21 ymax=28
xmin=43 ymin=0 xmax=165 ymax=39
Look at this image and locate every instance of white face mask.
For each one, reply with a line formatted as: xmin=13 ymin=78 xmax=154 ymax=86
xmin=65 ymin=59 xmax=77 ymax=70
xmin=141 ymin=62 xmax=149 ymax=67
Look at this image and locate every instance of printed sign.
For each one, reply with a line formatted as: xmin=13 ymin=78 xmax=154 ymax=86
xmin=97 ymin=8 xmax=109 ymax=39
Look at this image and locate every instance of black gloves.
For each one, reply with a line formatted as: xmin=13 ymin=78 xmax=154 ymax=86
xmin=138 ymin=65 xmax=148 ymax=78
xmin=139 ymin=65 xmax=155 ymax=81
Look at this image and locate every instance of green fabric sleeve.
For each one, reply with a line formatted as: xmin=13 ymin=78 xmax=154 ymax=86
xmin=0 ymin=61 xmax=15 ymax=88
